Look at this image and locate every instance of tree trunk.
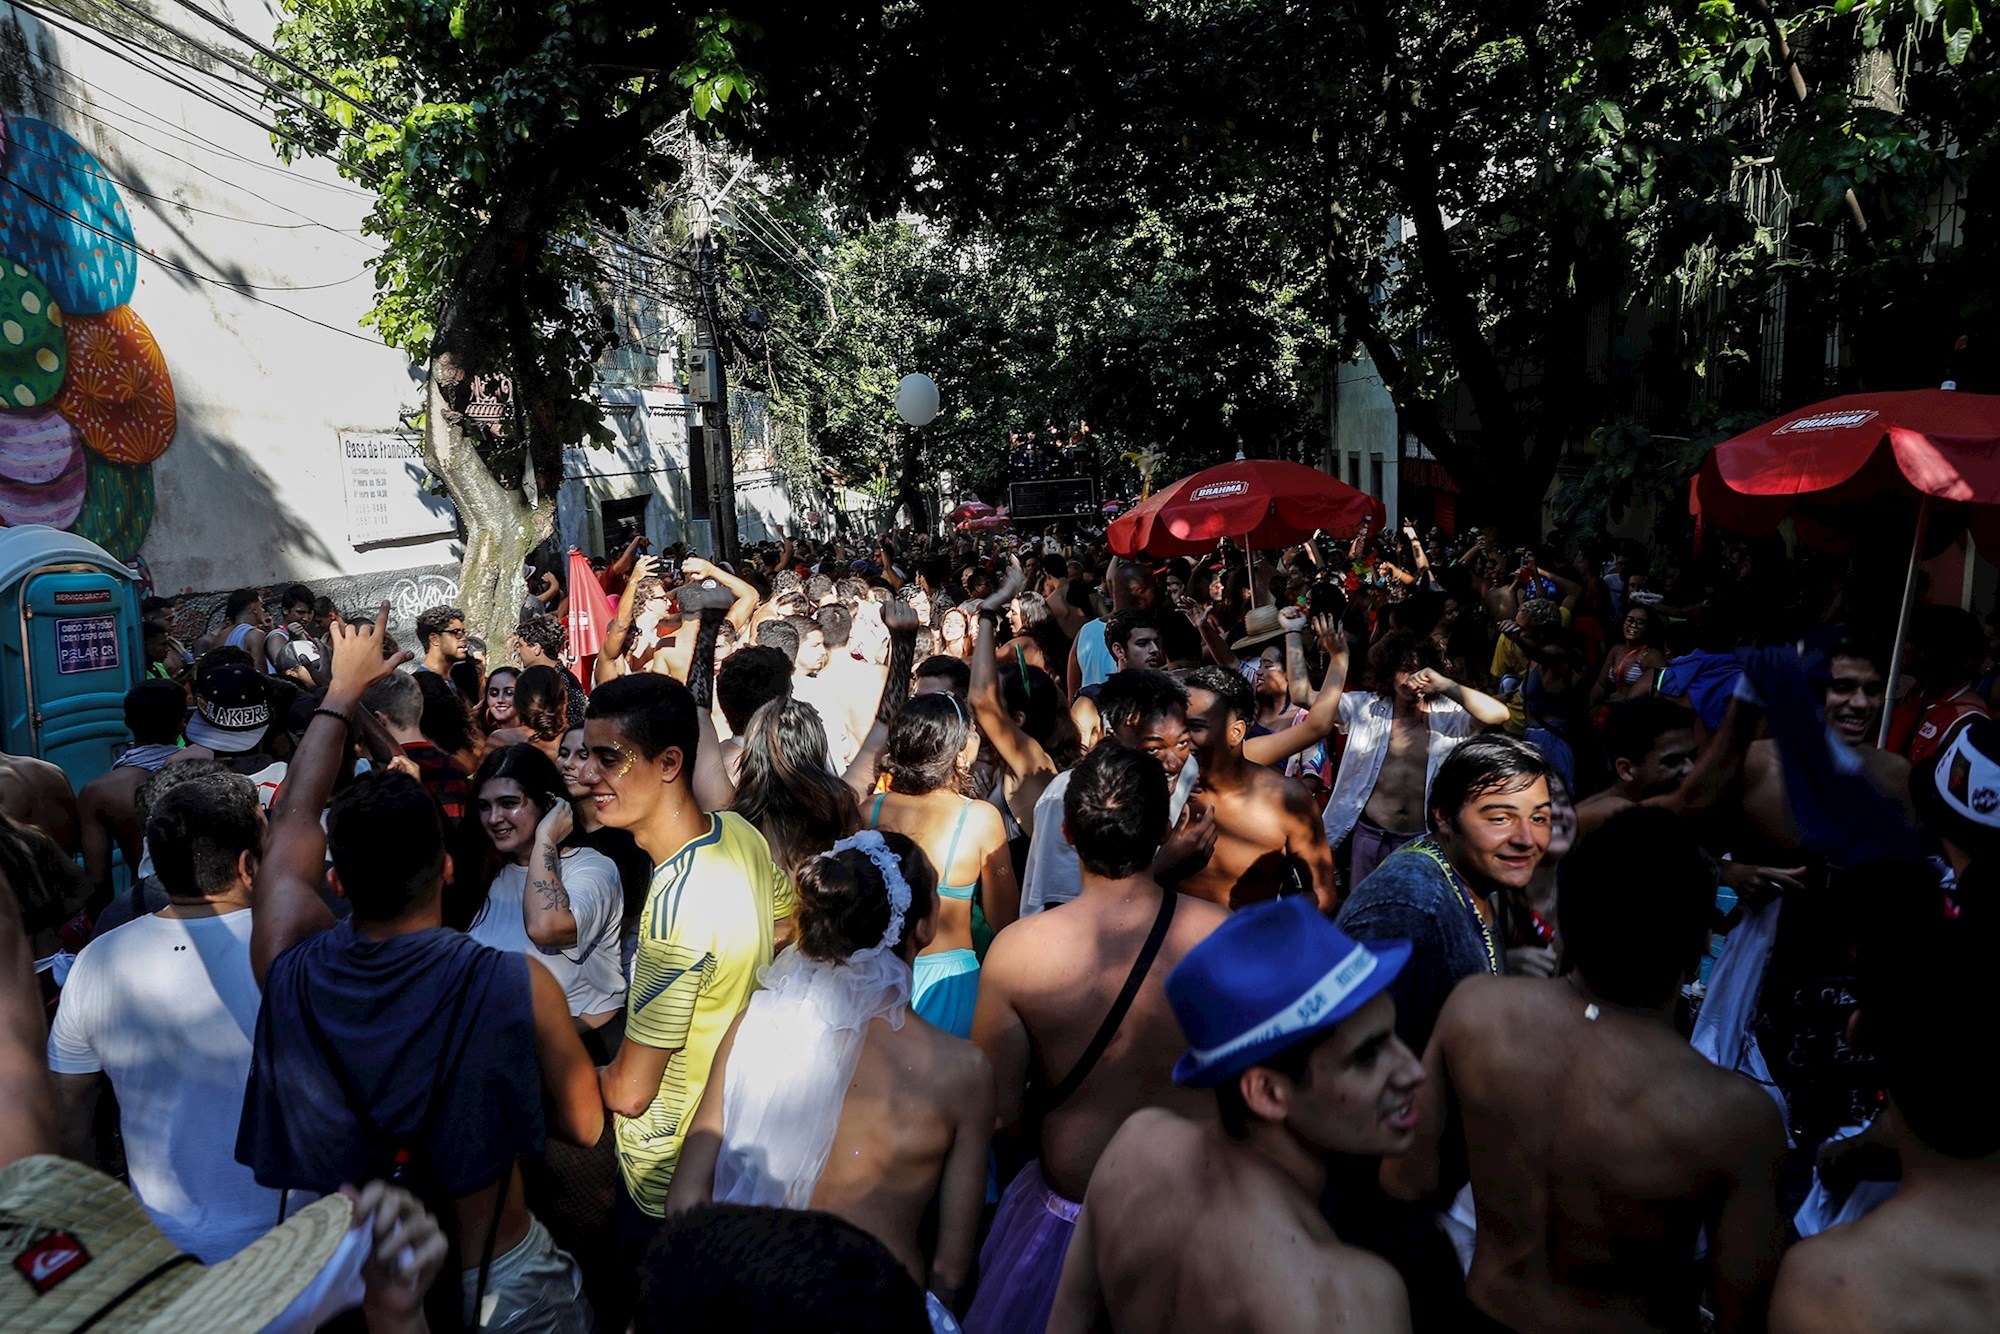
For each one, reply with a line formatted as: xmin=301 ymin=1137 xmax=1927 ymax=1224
xmin=424 ymin=373 xmax=544 ymax=664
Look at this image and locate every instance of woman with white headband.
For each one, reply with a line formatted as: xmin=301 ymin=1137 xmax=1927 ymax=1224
xmin=666 ymin=830 xmax=996 ymax=1333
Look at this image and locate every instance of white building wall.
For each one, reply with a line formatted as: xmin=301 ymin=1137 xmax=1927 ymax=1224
xmin=1333 ymin=351 xmax=1400 ymax=521
xmin=0 ymin=5 xmax=456 ymax=637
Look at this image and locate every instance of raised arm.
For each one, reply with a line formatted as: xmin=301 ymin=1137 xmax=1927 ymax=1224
xmin=1408 ymin=668 xmax=1510 ymax=729
xmin=680 ymin=555 xmax=759 ymax=634
xmin=252 ymin=604 xmax=409 ymax=987
xmin=1245 ymin=613 xmax=1349 ymax=768
xmin=844 ymin=599 xmax=918 ymax=801
xmin=1642 ymin=691 xmax=1761 ymax=821
xmin=521 ymin=800 xmax=581 ymax=948
xmin=876 ymin=536 xmax=905 ymax=591
xmin=971 ymin=562 xmax=1057 ymax=786
xmin=596 ymin=554 xmax=659 ymax=684
xmin=1283 ymin=610 xmax=1316 ymax=709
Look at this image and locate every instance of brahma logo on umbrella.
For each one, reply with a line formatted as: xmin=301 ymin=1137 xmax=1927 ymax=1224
xmin=1191 ymin=481 xmax=1250 ymax=500
xmin=1773 ymin=409 xmax=1880 ymax=435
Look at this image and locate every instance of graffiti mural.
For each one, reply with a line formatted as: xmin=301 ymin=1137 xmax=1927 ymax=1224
xmin=159 ymin=563 xmax=465 ymax=650
xmin=0 ymin=114 xmax=169 ymax=558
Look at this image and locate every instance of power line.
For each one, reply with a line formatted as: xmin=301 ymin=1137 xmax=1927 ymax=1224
xmin=0 ymin=126 xmax=381 ymax=244
xmin=164 ymin=0 xmax=396 ymax=124
xmin=9 ymin=0 xmax=309 ymax=144
xmin=2 ymin=174 xmax=388 ymax=344
xmin=39 ymin=63 xmax=377 ymax=200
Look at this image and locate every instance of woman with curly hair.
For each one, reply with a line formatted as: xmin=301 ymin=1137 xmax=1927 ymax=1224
xmin=730 ymin=698 xmax=862 ymax=879
xmin=846 ymin=693 xmax=1017 ymax=1038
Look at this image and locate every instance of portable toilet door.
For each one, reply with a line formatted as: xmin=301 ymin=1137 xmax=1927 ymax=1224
xmin=0 ymin=527 xmax=143 ymax=788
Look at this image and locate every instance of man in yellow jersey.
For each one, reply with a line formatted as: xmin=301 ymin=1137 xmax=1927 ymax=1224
xmin=583 ymin=673 xmax=793 ymax=1271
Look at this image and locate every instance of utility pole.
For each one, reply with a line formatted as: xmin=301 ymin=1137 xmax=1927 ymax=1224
xmin=691 ymin=213 xmax=741 ymax=567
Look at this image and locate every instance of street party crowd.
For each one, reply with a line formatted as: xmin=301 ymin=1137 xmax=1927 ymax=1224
xmin=2 ymin=514 xmax=1995 ymax=1332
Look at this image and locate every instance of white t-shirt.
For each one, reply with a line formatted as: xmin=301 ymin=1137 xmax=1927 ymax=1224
xmin=466 ymin=847 xmax=625 ymax=1017
xmin=47 ymin=909 xmax=296 ymax=1262
xmin=1019 ymin=770 xmax=1078 ymax=915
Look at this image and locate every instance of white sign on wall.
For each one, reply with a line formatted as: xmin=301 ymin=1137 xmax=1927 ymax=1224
xmin=338 ymin=433 xmax=457 ymax=546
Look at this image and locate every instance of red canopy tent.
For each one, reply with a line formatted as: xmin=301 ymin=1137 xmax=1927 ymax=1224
xmin=1107 ymin=455 xmax=1384 ymax=557
xmin=1689 ymin=388 xmax=2000 ymax=744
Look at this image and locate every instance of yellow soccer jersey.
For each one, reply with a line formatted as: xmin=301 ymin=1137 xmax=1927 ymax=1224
xmin=615 ymin=810 xmax=793 ymax=1215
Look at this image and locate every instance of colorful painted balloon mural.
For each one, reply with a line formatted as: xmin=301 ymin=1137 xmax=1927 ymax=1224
xmin=0 ymin=114 xmax=170 ymax=557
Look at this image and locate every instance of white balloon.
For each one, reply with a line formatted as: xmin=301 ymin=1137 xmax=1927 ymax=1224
xmin=895 ymin=372 xmax=940 ymax=426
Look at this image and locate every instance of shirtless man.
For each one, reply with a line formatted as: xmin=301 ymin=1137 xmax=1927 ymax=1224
xmin=968 ymin=742 xmax=1230 ymax=1334
xmin=1769 ymin=881 xmax=2000 ymax=1334
xmin=1323 ymin=629 xmax=1510 ymax=892
xmin=0 ymin=749 xmax=78 ymax=855
xmin=1383 ymin=806 xmax=1787 ymax=1331
xmin=1050 ymin=895 xmax=1422 ymax=1334
xmin=1180 ymin=664 xmax=1337 ymax=910
xmin=811 ymin=601 xmax=889 ymax=761
xmin=668 ymin=832 xmax=994 ymax=1322
xmin=1739 ymin=643 xmax=1915 ymax=852
xmin=598 ymin=555 xmax=757 ymax=686
xmin=76 ymin=681 xmax=186 ymax=904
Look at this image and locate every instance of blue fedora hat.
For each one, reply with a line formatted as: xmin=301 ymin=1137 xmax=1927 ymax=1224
xmin=1167 ymin=896 xmax=1410 ymax=1088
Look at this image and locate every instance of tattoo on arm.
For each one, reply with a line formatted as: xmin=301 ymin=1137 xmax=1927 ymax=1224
xmin=533 ymin=844 xmax=570 ymax=912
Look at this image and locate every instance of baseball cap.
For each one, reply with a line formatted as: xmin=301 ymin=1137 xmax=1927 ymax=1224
xmin=1912 ymin=716 xmax=2000 ymax=858
xmin=186 ymin=661 xmax=272 ymax=753
xmin=1166 ymin=895 xmax=1409 ymax=1088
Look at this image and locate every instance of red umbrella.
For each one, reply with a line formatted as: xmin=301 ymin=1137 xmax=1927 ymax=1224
xmin=1689 ymin=387 xmax=2000 ymax=743
xmin=565 ymin=547 xmax=615 ymax=679
xmin=1107 ymin=454 xmax=1384 ymax=557
xmin=948 ymin=499 xmax=994 ymax=524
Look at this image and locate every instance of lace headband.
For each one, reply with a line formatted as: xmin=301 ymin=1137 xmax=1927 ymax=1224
xmin=826 ymin=829 xmax=911 ymax=952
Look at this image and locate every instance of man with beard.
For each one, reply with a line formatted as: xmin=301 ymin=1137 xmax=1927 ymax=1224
xmin=1049 ymin=896 xmax=1424 ymax=1333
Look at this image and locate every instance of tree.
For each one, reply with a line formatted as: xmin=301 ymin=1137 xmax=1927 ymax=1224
xmin=263 ymin=2 xmax=767 ymax=649
xmin=737 ymin=0 xmax=1996 ymax=531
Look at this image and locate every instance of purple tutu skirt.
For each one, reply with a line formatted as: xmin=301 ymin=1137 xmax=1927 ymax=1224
xmin=962 ymin=1160 xmax=1081 ymax=1334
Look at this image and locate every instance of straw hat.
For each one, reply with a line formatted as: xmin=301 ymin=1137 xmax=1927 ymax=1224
xmin=1230 ymin=604 xmax=1289 ymax=654
xmin=0 ymin=1155 xmax=354 ymax=1331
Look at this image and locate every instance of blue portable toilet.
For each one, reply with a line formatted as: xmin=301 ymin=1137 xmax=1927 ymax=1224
xmin=0 ymin=526 xmax=143 ymax=788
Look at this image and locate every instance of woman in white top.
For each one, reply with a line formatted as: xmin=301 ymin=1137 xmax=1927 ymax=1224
xmin=466 ymin=744 xmax=625 ymax=1046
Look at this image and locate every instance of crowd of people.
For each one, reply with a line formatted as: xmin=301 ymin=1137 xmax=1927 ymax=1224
xmin=2 ymin=511 xmax=1996 ymax=1332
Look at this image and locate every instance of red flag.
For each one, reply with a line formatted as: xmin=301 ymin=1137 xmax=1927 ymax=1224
xmin=565 ymin=547 xmax=615 ymax=673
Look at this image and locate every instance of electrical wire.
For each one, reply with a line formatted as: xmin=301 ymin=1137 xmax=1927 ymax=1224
xmin=35 ymin=64 xmax=377 ymax=200
xmin=2 ymin=174 xmax=389 ymax=343
xmin=8 ymin=0 xmax=310 ymax=143
xmin=0 ymin=125 xmax=381 ymax=243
